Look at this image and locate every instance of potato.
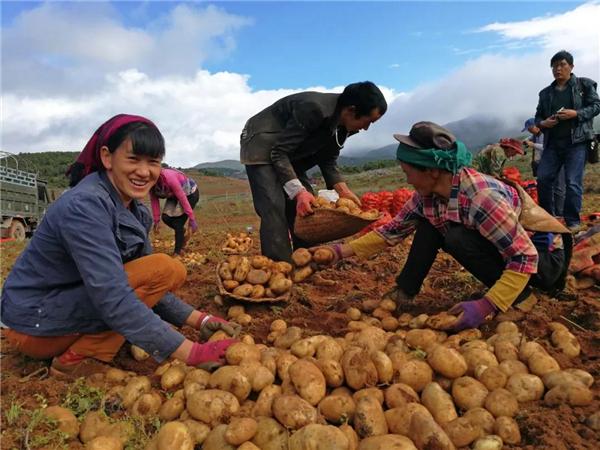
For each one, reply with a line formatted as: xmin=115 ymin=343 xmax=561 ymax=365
xmin=86 ymin=436 xmax=123 ymax=450
xmin=121 ymin=376 xmax=151 ymax=409
xmin=543 ymin=369 xmax=594 ymax=389
xmin=527 ymin=352 xmax=560 ymax=377
xmin=224 ymin=417 xmax=258 ymax=445
xmin=288 ymin=424 xmax=349 ymax=450
xmin=339 ymin=424 xmax=359 ymax=450
xmin=498 ymin=359 xmax=529 ymax=378
xmin=472 ymin=434 xmax=503 ymax=450
xmin=372 ymin=307 xmax=391 ymax=320
xmin=475 ymin=366 xmax=507 ymax=390
xmin=271 ymin=277 xmax=293 ymax=295
xmin=452 ymin=376 xmax=489 ymax=410
xmin=353 ymin=388 xmax=384 ymax=405
xmin=130 ymin=344 xmax=150 ymax=361
xmin=252 ymin=417 xmax=289 ymax=450
xmin=276 ymin=353 xmax=299 ymax=380
xmin=427 ymin=345 xmax=467 ymax=379
xmin=156 ymin=421 xmax=194 ymax=450
xmin=494 ymin=417 xmax=520 ymax=445
xmin=346 ymin=307 xmax=362 ymax=321
xmin=342 ymin=347 xmax=378 ymax=390
xmin=209 ymin=366 xmax=251 ymax=401
xmin=494 ymin=341 xmax=518 ymax=362
xmin=505 ymin=373 xmax=544 ymax=402
xmin=369 ymin=351 xmax=393 ymax=384
xmin=80 ymin=411 xmax=111 ymax=443
xmin=383 ymin=403 xmax=428 ymax=436
xmin=462 ymin=407 xmax=495 ymax=435
xmin=130 ymin=392 xmax=162 ymax=417
xmin=239 ymin=443 xmax=261 ymax=450
xmin=313 ymin=248 xmax=335 ymax=265
xmin=203 ymin=424 xmax=236 ymax=450
xmin=564 ymin=368 xmax=594 ymax=387
xmin=97 ymin=422 xmax=133 ymax=446
xmin=316 ymin=338 xmax=344 ymax=362
xmin=426 ymin=313 xmax=459 ymax=330
xmin=384 ymin=383 xmax=419 ymax=409
xmin=457 ymin=328 xmax=482 ymax=342
xmin=421 ymin=382 xmax=457 ymax=425
xmin=233 ymin=283 xmax=254 ymax=297
xmin=551 ymin=330 xmax=581 ymax=358
xmin=226 ymin=342 xmax=261 ymax=365
xmin=219 ymin=263 xmax=233 ymax=280
xmin=272 ymin=395 xmax=319 ymax=429
xmin=247 ymin=269 xmax=270 ymax=285
xmin=289 ymin=359 xmax=327 ymax=405
xmin=354 ymin=396 xmax=388 ymax=438
xmin=184 ymin=368 xmax=211 ymax=389
xmin=161 ymin=366 xmax=186 ymax=390
xmin=586 ymin=411 xmax=600 ymax=431
xmin=273 ymin=261 xmax=293 ymax=274
xmin=496 ymin=321 xmax=519 ymax=334
xmin=292 ymin=248 xmax=312 ymax=266
xmin=240 ymin=362 xmax=275 ymax=392
xmin=228 ymin=305 xmax=245 ymax=318
xmin=336 ymin=198 xmax=357 ymax=209
xmin=317 ymin=359 xmax=344 ymax=387
xmin=484 ymin=388 xmax=518 ymax=417
xmin=381 ymin=317 xmax=399 ymax=331
xmin=291 ymin=338 xmax=318 ymax=358
xmin=105 ymin=368 xmax=129 ymax=384
xmin=318 ymin=395 xmax=356 ymax=424
xmin=518 ymin=341 xmax=547 ymax=361
xmin=408 ymin=408 xmax=455 ymax=450
xmin=251 ymin=256 xmax=272 ymax=269
xmin=443 ymin=417 xmax=481 ymax=447
xmin=460 ymin=340 xmax=488 ymax=353
xmin=223 ymin=280 xmax=240 ymax=291
xmin=358 ymin=435 xmax=417 ymax=450
xmin=544 ymin=383 xmax=593 ymax=406
xmin=227 ymin=255 xmax=241 ymax=270
xmin=462 ymin=348 xmax=498 ymax=375
xmin=405 ymin=329 xmax=438 ymax=352
xmin=253 ymin=385 xmax=282 ymax=417
xmin=158 ymin=397 xmax=185 ymax=421
xmin=186 ymin=390 xmax=240 ymax=425
xmin=234 ymin=257 xmax=251 ymax=282
xmin=398 ymin=360 xmax=433 ymax=392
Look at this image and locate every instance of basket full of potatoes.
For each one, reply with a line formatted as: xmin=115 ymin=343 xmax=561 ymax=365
xmin=216 ymin=255 xmax=293 ymax=302
xmin=294 ymin=197 xmax=381 ymax=245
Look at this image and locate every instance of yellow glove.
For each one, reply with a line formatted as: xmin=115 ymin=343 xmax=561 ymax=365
xmin=348 ymin=231 xmax=388 ymax=258
xmin=486 ymin=270 xmax=531 ymax=312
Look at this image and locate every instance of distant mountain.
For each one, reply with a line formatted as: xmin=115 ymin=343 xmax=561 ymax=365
xmin=194 ymin=159 xmax=244 ymax=171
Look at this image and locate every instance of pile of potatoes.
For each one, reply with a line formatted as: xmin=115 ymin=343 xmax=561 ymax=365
xmin=46 ymin=297 xmax=593 ymax=450
xmin=290 ymin=247 xmax=338 ymax=284
xmin=218 ymin=255 xmax=293 ymax=300
xmin=178 ymin=251 xmax=207 ymax=268
xmin=312 ymin=197 xmax=380 ymax=221
xmin=222 ymin=232 xmax=253 ymax=254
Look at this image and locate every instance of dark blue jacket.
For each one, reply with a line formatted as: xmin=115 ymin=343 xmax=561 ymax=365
xmin=0 ymin=172 xmax=192 ymax=361
xmin=535 ymin=74 xmax=600 ymax=149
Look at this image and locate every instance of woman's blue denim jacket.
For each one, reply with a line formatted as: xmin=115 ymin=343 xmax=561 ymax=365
xmin=1 ymin=172 xmax=193 ymax=361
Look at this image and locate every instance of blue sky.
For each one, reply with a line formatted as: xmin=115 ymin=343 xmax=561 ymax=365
xmin=2 ymin=1 xmax=599 ymax=166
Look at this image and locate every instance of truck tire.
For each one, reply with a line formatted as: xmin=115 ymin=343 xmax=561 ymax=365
xmin=9 ymin=221 xmax=26 ymax=241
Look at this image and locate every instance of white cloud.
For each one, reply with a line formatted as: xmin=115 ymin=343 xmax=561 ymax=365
xmin=1 ymin=2 xmax=599 ymax=167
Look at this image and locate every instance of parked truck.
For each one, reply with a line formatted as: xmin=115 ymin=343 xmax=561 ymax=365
xmin=1 ymin=151 xmax=51 ymax=241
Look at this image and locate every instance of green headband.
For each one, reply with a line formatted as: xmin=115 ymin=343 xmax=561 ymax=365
xmin=396 ymin=140 xmax=472 ymax=174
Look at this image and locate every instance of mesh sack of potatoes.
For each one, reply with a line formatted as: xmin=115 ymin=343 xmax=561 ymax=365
xmin=294 ymin=198 xmax=381 ymax=245
xmin=216 ymin=255 xmax=293 ymax=302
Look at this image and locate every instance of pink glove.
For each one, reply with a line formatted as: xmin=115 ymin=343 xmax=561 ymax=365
xmin=196 ymin=313 xmax=242 ymax=341
xmin=186 ymin=339 xmax=238 ymax=370
xmin=296 ymin=190 xmax=315 ymax=217
xmin=448 ymin=297 xmax=497 ymax=331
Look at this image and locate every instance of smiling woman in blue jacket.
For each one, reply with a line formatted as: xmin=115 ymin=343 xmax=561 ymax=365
xmin=1 ymin=114 xmax=238 ymax=377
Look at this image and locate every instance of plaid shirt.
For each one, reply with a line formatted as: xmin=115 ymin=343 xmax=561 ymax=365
xmin=376 ymin=167 xmax=539 ymax=274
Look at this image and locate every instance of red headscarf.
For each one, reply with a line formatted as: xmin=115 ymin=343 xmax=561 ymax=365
xmin=66 ymin=114 xmax=157 ymax=187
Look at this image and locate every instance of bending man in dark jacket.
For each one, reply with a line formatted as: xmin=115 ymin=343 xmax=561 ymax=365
xmin=535 ymin=50 xmax=600 ymax=232
xmin=240 ymin=81 xmax=387 ymax=262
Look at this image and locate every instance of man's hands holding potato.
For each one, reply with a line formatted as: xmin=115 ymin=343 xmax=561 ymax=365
xmin=296 ymin=190 xmax=316 ymax=217
xmin=334 ymin=182 xmax=362 ymax=207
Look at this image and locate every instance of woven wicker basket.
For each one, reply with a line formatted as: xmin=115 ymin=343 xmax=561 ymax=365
xmin=294 ymin=209 xmax=381 ymax=245
xmin=215 ymin=264 xmax=291 ymax=303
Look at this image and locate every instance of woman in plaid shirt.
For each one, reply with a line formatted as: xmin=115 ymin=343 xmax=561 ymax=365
xmin=320 ymin=122 xmax=571 ymax=330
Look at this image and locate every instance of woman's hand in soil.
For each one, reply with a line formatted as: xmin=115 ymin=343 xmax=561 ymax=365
xmin=186 ymin=339 xmax=238 ymax=370
xmin=448 ymin=297 xmax=497 ymax=330
xmin=198 ymin=314 xmax=242 ymax=341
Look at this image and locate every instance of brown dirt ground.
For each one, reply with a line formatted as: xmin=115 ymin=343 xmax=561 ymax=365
xmin=1 ymin=215 xmax=599 ymax=449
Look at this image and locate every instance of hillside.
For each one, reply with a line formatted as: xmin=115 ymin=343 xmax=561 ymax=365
xmin=5 ymin=151 xmax=78 ymax=188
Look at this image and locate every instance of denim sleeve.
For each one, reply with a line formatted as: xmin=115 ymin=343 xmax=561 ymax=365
xmin=60 ymin=194 xmax=185 ymax=361
xmin=153 ymin=293 xmax=195 ymax=327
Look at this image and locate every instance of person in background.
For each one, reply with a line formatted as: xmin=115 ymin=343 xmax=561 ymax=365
xmin=240 ymin=81 xmax=387 ymax=263
xmin=522 ymin=117 xmax=566 ymax=216
xmin=315 ymin=122 xmax=571 ymax=330
xmin=1 ymin=114 xmax=238 ymax=378
xmin=150 ymin=167 xmax=199 ymax=255
xmin=535 ymin=50 xmax=600 ymax=233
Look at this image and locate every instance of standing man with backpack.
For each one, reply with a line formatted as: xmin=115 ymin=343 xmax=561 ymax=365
xmin=535 ymin=50 xmax=600 ymax=233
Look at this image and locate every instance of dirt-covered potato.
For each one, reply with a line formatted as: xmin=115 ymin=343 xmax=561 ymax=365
xmin=159 ymin=397 xmax=185 ymax=421
xmin=318 ymin=394 xmax=356 ymax=424
xmin=271 ymin=277 xmax=293 ymax=295
xmin=272 ymin=261 xmax=293 ymax=274
xmin=354 ymin=396 xmax=388 ymax=438
xmin=86 ymin=436 xmax=123 ymax=450
xmin=233 ymin=283 xmax=254 ymax=297
xmin=462 ymin=407 xmax=495 ymax=435
xmin=405 ymin=329 xmax=438 ymax=352
xmin=43 ymin=406 xmax=79 ymax=439
xmin=251 ymin=256 xmax=272 ymax=270
xmin=223 ymin=280 xmax=240 ymax=291
xmin=452 ymin=377 xmax=489 ymax=410
xmin=357 ymin=434 xmax=417 ymax=450
xmin=370 ymin=351 xmax=393 ymax=384
xmin=472 ymin=435 xmax=503 ymax=450
xmin=186 ymin=390 xmax=240 ymax=425
xmin=130 ymin=344 xmax=150 ymax=361
xmin=542 ymin=369 xmax=594 ymax=389
xmin=234 ymin=257 xmax=251 ymax=282
xmin=475 ymin=366 xmax=507 ymax=390
xmin=338 ymin=424 xmax=359 ymax=450
xmin=336 ymin=198 xmax=358 ymax=209
xmin=498 ymin=360 xmax=529 ymax=378
xmin=224 ymin=417 xmax=258 ymax=446
xmin=253 ymin=385 xmax=282 ymax=417
xmin=505 ymin=373 xmax=544 ymax=402
xmin=247 ymin=269 xmax=271 ymax=285
xmin=239 ymin=361 xmax=275 ymax=392
xmin=121 ymin=376 xmax=151 ymax=409
xmin=289 ymin=424 xmax=350 ymax=450
xmin=209 ymin=366 xmax=252 ymax=402
xmin=354 ymin=326 xmax=388 ymax=353
xmin=219 ymin=263 xmax=233 ymax=280
xmin=316 ymin=338 xmax=344 ymax=362
xmin=226 ymin=342 xmax=261 ymax=365
xmin=80 ymin=411 xmax=111 ymax=443
xmin=342 ymin=347 xmax=378 ymax=390
xmin=518 ymin=341 xmax=547 ymax=362
xmin=384 ymin=383 xmax=419 ymax=409
xmin=161 ymin=366 xmax=186 ymax=390
xmin=408 ymin=408 xmax=455 ymax=450
xmin=276 ymin=353 xmax=299 ymax=380
xmin=156 ymin=421 xmax=194 ymax=450
xmin=426 ymin=313 xmax=459 ymax=330
xmin=238 ymin=442 xmax=261 ymax=450
xmin=181 ymin=420 xmax=210 ymax=446
xmin=272 ymin=395 xmax=319 ymax=430
xmin=494 ymin=417 xmax=521 ymax=445
xmin=443 ymin=417 xmax=481 ymax=447
xmin=427 ymin=345 xmax=468 ymax=379
xmin=494 ymin=341 xmax=519 ymax=362
xmin=484 ymin=388 xmax=518 ymax=417
xmin=551 ymin=329 xmax=581 ymax=358
xmin=289 ymin=359 xmax=327 ymax=405
xmin=544 ymin=383 xmax=593 ymax=406
xmin=398 ymin=360 xmax=433 ymax=392
xmin=292 ymin=248 xmax=312 ymax=267
xmin=293 ymin=265 xmax=314 ymax=282
xmin=421 ymin=382 xmax=458 ymax=425
xmin=202 ymin=424 xmax=236 ymax=450
xmin=131 ymin=392 xmax=162 ymax=417
xmin=313 ymin=247 xmax=335 ymax=265
xmin=462 ymin=348 xmax=499 ymax=375
xmin=317 ymin=359 xmax=345 ymax=388
xmin=353 ymin=387 xmax=384 ymax=405
xmin=252 ymin=417 xmax=289 ymax=450
xmin=184 ymin=368 xmax=211 ymax=389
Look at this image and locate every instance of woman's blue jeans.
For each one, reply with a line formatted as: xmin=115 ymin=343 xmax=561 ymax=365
xmin=537 ymin=139 xmax=587 ymax=227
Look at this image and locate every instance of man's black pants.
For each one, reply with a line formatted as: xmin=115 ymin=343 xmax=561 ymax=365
xmin=396 ymin=220 xmax=565 ymax=299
